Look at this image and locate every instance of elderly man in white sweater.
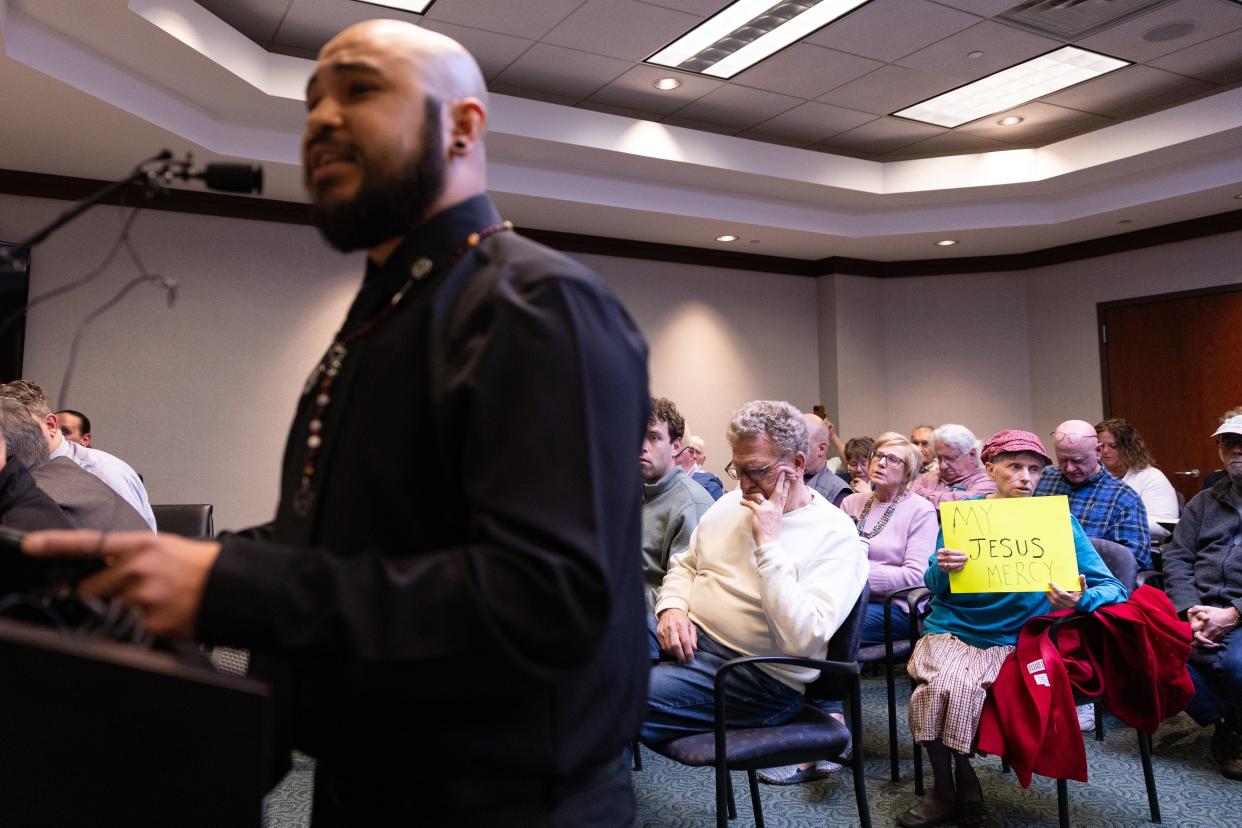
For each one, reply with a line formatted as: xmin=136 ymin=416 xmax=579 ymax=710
xmin=641 ymin=400 xmax=868 ymax=747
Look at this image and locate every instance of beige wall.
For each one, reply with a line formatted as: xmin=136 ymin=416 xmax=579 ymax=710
xmin=8 ymin=187 xmax=1241 ymax=529
xmin=1026 ymin=229 xmax=1242 ymax=438
xmin=579 ymin=253 xmax=821 ymax=477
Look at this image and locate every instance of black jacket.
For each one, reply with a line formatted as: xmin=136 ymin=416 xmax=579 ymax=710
xmin=199 ymin=196 xmax=650 ymax=804
xmin=1163 ymin=475 xmax=1242 ymax=616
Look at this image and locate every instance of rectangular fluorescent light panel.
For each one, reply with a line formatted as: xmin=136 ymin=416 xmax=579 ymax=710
xmin=893 ymin=46 xmax=1129 ymax=128
xmin=353 ymin=0 xmax=435 ymax=13
xmin=647 ymin=0 xmax=872 ymax=79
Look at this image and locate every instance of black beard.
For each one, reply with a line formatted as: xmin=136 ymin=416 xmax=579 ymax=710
xmin=309 ymin=100 xmax=446 ymax=253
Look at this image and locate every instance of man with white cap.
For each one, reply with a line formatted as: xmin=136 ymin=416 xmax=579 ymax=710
xmin=1163 ymin=410 xmax=1242 ymax=780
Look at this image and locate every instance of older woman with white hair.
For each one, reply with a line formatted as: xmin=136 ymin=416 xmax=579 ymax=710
xmin=911 ymin=423 xmax=997 ymax=506
xmin=840 ymin=432 xmax=939 ymax=646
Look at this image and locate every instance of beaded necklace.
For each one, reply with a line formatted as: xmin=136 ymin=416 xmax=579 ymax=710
xmin=291 ymin=220 xmax=513 ymax=518
xmin=855 ymin=490 xmax=908 ymax=540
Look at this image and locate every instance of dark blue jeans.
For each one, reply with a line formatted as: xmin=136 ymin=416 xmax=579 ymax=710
xmin=1185 ymin=625 xmax=1242 ymax=729
xmin=861 ymin=600 xmax=911 ymax=647
xmin=641 ymin=627 xmax=805 ymax=745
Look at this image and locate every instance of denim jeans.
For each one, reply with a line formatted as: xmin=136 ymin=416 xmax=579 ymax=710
xmin=647 ymin=613 xmax=660 ymax=662
xmin=1185 ymin=625 xmax=1242 ymax=729
xmin=861 ymin=600 xmax=910 ymax=648
xmin=640 ymin=627 xmax=805 ymax=745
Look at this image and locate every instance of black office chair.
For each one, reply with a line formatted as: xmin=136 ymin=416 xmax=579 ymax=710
xmin=855 ymin=584 xmax=929 ymax=784
xmin=152 ymin=503 xmax=214 ymax=538
xmin=640 ymin=588 xmax=872 ymax=828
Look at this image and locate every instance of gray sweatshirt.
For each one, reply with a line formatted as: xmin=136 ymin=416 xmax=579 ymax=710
xmin=1163 ymin=476 xmax=1242 ymax=616
xmin=641 ymin=468 xmax=715 ymax=612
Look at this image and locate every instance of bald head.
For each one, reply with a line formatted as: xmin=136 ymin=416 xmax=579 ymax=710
xmin=803 ymin=413 xmax=830 ymax=475
xmin=303 ymin=20 xmax=490 ymax=259
xmin=320 ymin=20 xmax=487 ymax=107
xmin=1051 ymin=419 xmax=1100 ymax=485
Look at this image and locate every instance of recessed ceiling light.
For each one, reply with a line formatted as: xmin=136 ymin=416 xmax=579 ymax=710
xmin=894 ymin=46 xmax=1129 ymax=129
xmin=1118 ymin=219 xmax=1133 ymax=225
xmin=716 ymin=234 xmax=740 ymax=242
xmin=936 ymin=239 xmax=958 ymax=246
xmin=997 ymin=115 xmax=1024 ymax=126
xmin=653 ymin=77 xmax=682 ymax=91
xmin=967 ymin=50 xmax=984 ymax=59
xmin=352 ymin=0 xmax=435 ymax=12
xmin=647 ymin=0 xmax=874 ymax=79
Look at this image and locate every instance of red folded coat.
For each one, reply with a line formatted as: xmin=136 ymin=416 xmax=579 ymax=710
xmin=976 ymin=585 xmax=1193 ymax=787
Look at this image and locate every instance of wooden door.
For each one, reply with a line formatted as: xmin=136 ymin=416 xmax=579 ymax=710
xmin=1100 ymin=285 xmax=1242 ymax=504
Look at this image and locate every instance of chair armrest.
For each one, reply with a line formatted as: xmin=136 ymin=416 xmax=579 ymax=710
xmin=1136 ymin=570 xmax=1164 ymax=589
xmin=881 ymin=585 xmax=931 ymax=659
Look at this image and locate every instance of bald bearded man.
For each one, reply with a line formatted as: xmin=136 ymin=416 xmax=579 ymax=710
xmin=25 ymin=21 xmax=650 ymax=825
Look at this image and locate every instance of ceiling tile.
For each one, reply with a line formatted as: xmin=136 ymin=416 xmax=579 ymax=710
xmin=1150 ymin=28 xmax=1242 ymax=84
xmin=577 ymin=100 xmax=662 ymax=120
xmin=927 ymin=0 xmax=1023 ymax=16
xmin=733 ymin=130 xmax=817 ymax=149
xmin=585 ymin=65 xmax=721 ymax=115
xmin=660 ymin=115 xmax=743 ymax=136
xmin=955 ymin=101 xmax=1113 ymax=143
xmin=276 ymin=0 xmax=421 ymax=51
xmin=1076 ymin=0 xmax=1242 ymax=63
xmin=633 ymin=0 xmax=727 ymax=16
xmin=813 ymin=116 xmax=944 ymax=156
xmin=670 ymin=84 xmax=803 ymax=131
xmin=487 ymin=82 xmax=580 ymax=107
xmin=268 ymin=42 xmax=320 ymax=60
xmin=494 ymin=43 xmax=631 ymax=100
xmin=1041 ymin=64 xmax=1217 ymax=118
xmin=887 ymin=129 xmax=1010 ymax=158
xmin=542 ymin=0 xmax=703 ymax=61
xmin=816 ymin=64 xmax=958 ymax=115
xmin=730 ymin=43 xmax=881 ymax=100
xmin=424 ymin=0 xmax=586 ymax=41
xmin=896 ymin=20 xmax=1064 ymax=81
xmin=196 ymin=0 xmax=291 ymax=44
xmin=743 ymin=101 xmax=876 ymax=145
xmin=417 ymin=20 xmax=535 ymax=79
xmin=808 ymin=0 xmax=982 ymax=62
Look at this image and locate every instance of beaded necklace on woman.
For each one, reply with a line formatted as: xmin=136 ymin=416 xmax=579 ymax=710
xmin=855 ymin=490 xmax=908 ymax=540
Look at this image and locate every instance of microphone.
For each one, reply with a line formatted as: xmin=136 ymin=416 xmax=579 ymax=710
xmin=190 ymin=163 xmax=264 ymax=194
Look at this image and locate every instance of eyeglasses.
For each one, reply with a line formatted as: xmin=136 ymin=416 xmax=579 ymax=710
xmin=846 ymin=457 xmax=869 ymax=470
xmin=871 ymin=452 xmax=905 ymax=467
xmin=1220 ymin=436 xmax=1242 ymax=453
xmin=725 ymin=456 xmax=788 ymax=481
xmin=936 ymin=450 xmax=964 ymax=465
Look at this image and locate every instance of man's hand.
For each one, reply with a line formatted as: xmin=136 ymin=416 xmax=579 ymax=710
xmin=1047 ymin=574 xmax=1086 ymax=609
xmin=656 ymin=608 xmax=698 ymax=662
xmin=23 ymin=530 xmax=220 ymax=640
xmin=739 ymin=470 xmax=793 ymax=546
xmin=936 ymin=547 xmax=968 ymax=573
xmin=1188 ymin=605 xmax=1241 ymax=649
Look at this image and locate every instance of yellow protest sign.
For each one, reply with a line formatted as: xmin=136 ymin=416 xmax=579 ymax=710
xmin=940 ymin=496 xmax=1079 ymax=594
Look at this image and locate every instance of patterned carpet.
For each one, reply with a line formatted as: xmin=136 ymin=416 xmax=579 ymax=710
xmin=262 ymin=670 xmax=1242 ymax=827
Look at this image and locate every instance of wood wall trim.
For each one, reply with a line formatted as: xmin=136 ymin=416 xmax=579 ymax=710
xmin=3 ymin=168 xmax=1241 ymax=278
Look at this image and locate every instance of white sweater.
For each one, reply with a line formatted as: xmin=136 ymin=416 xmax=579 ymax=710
xmin=655 ymin=488 xmax=868 ymax=692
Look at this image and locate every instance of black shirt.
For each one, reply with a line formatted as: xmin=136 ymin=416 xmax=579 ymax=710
xmin=199 ymin=195 xmax=650 ymax=805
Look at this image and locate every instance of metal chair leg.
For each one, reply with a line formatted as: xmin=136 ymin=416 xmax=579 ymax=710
xmin=1057 ymin=778 xmax=1069 ymax=828
xmin=714 ymin=765 xmax=729 ymax=828
xmin=630 ymin=740 xmax=642 ymax=771
xmin=1095 ymin=700 xmax=1105 ymax=741
xmin=887 ymin=655 xmax=900 ymax=782
xmin=1000 ymin=757 xmax=1010 ymax=774
xmin=726 ymin=772 xmax=737 ymax=820
xmin=1138 ymin=730 xmax=1161 ymax=823
xmin=747 ymin=769 xmax=764 ymax=828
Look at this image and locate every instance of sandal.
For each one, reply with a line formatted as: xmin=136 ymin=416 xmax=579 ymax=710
xmin=755 ymin=763 xmax=833 ymax=785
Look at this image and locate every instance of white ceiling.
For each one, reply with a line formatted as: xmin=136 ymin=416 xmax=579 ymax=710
xmin=1 ymin=0 xmax=1241 ymax=262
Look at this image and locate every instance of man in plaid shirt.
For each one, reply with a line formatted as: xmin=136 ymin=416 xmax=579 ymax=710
xmin=1034 ymin=419 xmax=1152 ymax=570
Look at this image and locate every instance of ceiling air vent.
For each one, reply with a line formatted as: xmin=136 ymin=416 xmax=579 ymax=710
xmin=998 ymin=0 xmax=1177 ymax=40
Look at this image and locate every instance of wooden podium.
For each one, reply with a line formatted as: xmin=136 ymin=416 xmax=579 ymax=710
xmin=0 ymin=618 xmax=274 ymax=827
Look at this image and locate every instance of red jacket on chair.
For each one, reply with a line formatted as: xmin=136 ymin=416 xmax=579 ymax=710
xmin=977 ymin=586 xmax=1193 ymax=787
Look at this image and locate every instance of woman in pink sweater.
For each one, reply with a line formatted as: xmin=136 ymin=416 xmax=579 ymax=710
xmin=840 ymin=432 xmax=940 ymax=646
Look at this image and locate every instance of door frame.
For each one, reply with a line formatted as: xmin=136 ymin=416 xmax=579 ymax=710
xmin=1098 ymin=282 xmax=1242 ymax=416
